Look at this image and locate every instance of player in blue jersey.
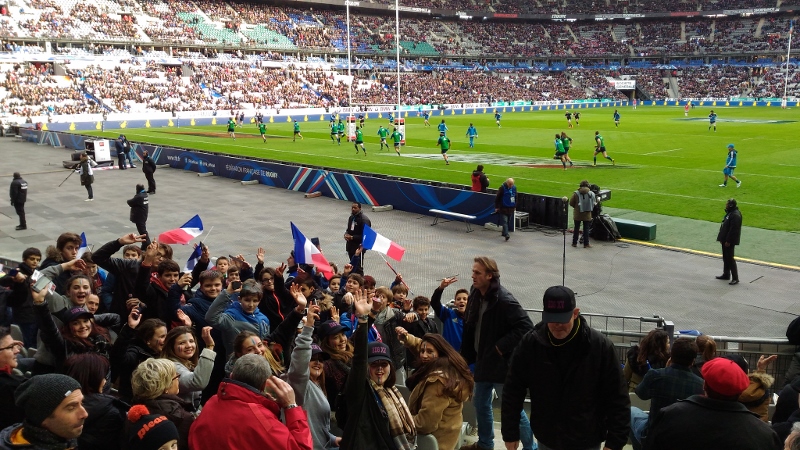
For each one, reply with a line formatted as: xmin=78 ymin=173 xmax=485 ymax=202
xmin=494 ymin=110 xmax=502 ymax=127
xmin=438 ymin=119 xmax=448 ymax=136
xmin=613 ymin=110 xmax=620 ymax=127
xmin=708 ymin=110 xmax=718 ymax=132
xmin=466 ymin=123 xmax=478 ymax=148
xmin=423 ymin=110 xmax=431 ymax=127
xmin=719 ymin=143 xmax=741 ymax=187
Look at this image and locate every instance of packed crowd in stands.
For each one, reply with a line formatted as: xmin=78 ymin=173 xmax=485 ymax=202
xmin=0 ymin=208 xmax=797 ymax=449
xmin=677 ymin=66 xmax=753 ymax=99
xmin=0 ymin=0 xmax=795 ymax=56
xmin=0 ymin=63 xmax=104 ymax=116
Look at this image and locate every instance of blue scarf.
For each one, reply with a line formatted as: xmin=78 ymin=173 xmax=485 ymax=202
xmin=224 ymin=301 xmax=270 ymax=338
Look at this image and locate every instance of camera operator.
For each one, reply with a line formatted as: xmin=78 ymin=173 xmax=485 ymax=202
xmin=569 ymin=180 xmax=596 ymax=248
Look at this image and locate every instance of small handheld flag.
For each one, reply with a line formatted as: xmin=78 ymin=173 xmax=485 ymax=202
xmin=159 ymin=215 xmax=203 ymax=245
xmin=362 ymin=224 xmax=405 ymax=261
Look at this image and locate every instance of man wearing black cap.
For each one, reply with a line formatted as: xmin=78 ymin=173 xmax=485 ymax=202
xmin=9 ymin=172 xmax=27 ymax=230
xmin=127 ymin=184 xmax=150 ymax=249
xmin=501 ymin=285 xmax=629 ymax=450
xmin=716 ymin=198 xmax=742 ymax=285
xmin=0 ymin=373 xmax=88 ymax=449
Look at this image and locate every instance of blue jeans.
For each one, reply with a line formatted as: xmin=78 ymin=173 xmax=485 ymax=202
xmin=499 ymin=212 xmax=515 ymax=237
xmin=630 ymin=406 xmax=649 ymax=450
xmin=473 ymin=381 xmax=535 ymax=450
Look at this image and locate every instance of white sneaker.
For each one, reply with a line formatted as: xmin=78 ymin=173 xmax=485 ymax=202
xmin=85 ymin=198 xmax=93 ymax=202
xmin=736 ymin=181 xmax=742 ymax=188
xmin=718 ymin=184 xmax=726 ymax=187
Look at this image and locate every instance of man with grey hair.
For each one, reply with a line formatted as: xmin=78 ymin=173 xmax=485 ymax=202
xmin=188 ymin=354 xmax=312 ymax=449
xmin=786 ymin=423 xmax=800 ymax=450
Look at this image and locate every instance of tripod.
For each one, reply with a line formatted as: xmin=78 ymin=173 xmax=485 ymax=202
xmin=58 ymin=163 xmax=80 ymax=187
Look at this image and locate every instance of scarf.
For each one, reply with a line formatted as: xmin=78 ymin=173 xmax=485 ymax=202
xmin=369 ymin=380 xmax=416 ymax=450
xmin=224 ymin=301 xmax=270 ymax=338
xmin=18 ymin=422 xmax=77 ymax=450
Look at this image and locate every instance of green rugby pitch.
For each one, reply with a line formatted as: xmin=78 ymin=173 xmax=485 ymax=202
xmin=84 ymin=106 xmax=800 ymax=233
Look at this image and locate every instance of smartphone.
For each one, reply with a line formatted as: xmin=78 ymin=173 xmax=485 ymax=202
xmin=32 ymin=276 xmax=53 ymax=293
xmin=231 ymin=281 xmax=242 ymax=290
xmin=302 ymin=307 xmax=309 ymax=316
xmin=7 ymin=269 xmax=18 ymax=277
xmin=228 ymin=255 xmax=245 ymax=264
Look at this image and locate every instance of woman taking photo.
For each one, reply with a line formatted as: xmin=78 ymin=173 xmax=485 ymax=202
xmin=396 ymin=329 xmax=474 ymax=450
xmin=78 ymin=152 xmax=98 ymax=201
xmin=287 ymin=300 xmax=341 ymax=450
xmin=63 ymin=353 xmax=128 ymax=450
xmin=161 ymin=326 xmax=216 ymax=409
xmin=131 ymin=358 xmax=195 ymax=450
xmin=340 ymin=290 xmax=416 ymax=450
xmin=623 ymin=328 xmax=670 ymax=391
xmin=32 ymin=284 xmax=118 ymax=374
xmin=111 ymin=310 xmax=167 ymax=403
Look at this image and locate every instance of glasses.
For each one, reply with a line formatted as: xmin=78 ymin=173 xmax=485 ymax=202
xmin=0 ymin=343 xmax=21 ymax=352
xmin=172 ymin=374 xmax=181 ymax=381
xmin=369 ymin=361 xmax=390 ymax=369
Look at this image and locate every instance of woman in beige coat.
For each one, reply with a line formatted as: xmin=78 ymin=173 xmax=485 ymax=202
xmin=397 ymin=328 xmax=474 ymax=450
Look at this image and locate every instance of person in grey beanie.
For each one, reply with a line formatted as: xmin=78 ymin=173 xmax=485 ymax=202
xmin=0 ymin=373 xmax=88 ymax=449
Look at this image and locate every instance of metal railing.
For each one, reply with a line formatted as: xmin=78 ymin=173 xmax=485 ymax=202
xmin=523 ymin=309 xmax=796 ymax=388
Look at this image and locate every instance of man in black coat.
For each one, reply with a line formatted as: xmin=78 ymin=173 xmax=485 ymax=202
xmin=344 ymin=202 xmax=371 ymax=260
xmin=715 ymin=198 xmax=742 ymax=285
xmin=115 ymin=135 xmax=128 ymax=170
xmin=461 ymin=256 xmax=534 ymax=450
xmin=126 ymin=185 xmax=149 ymax=249
xmin=9 ymin=172 xmax=27 ymax=230
xmin=501 ymin=285 xmax=630 ymax=450
xmin=645 ymin=357 xmax=782 ymax=450
xmin=142 ymin=150 xmax=157 ymax=194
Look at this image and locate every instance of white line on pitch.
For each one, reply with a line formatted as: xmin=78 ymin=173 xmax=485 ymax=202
xmin=643 ymin=148 xmax=683 ymax=155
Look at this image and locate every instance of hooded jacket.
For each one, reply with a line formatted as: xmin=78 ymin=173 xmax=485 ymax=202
xmin=570 ymin=186 xmax=596 ymax=222
xmin=126 ymin=191 xmax=148 ymax=223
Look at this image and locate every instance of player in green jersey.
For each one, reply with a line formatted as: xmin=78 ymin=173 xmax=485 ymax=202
xmin=227 ymin=117 xmax=236 ymax=140
xmin=293 ymin=120 xmax=303 ymax=142
xmin=593 ymin=131 xmax=615 ymax=166
xmin=437 ymin=131 xmax=451 ymax=165
xmin=337 ymin=120 xmax=345 ymax=145
xmin=554 ymin=134 xmax=567 ymax=170
xmin=354 ymin=128 xmax=366 ymax=155
xmin=560 ymin=132 xmax=574 ymax=167
xmin=258 ymin=122 xmax=267 ymax=143
xmin=377 ymin=126 xmax=389 ymax=151
xmin=390 ymin=128 xmax=403 ymax=156
xmin=330 ymin=120 xmax=338 ymax=144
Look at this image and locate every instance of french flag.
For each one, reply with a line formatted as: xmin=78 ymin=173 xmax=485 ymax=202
xmin=291 ymin=222 xmax=334 ymax=280
xmin=159 ymin=215 xmax=203 ymax=245
xmin=76 ymin=232 xmax=89 ymax=258
xmin=184 ymin=243 xmax=203 ymax=273
xmin=362 ymin=224 xmax=405 ymax=261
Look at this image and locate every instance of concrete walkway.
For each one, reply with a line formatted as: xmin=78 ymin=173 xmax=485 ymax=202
xmin=1 ymin=139 xmax=798 ymax=337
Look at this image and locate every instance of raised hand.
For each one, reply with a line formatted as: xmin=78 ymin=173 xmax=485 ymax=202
xmin=199 ymin=244 xmax=210 ymax=263
xmin=143 ymin=239 xmax=159 ymax=264
xmin=127 ymin=307 xmax=142 ymax=329
xmin=177 ymin=273 xmax=192 ymax=288
xmin=404 ymin=313 xmax=419 ymax=323
xmin=343 ymin=292 xmax=354 ymax=306
xmin=235 ymin=254 xmax=250 ymax=269
xmin=343 ymin=264 xmax=353 ymax=275
xmin=176 ymin=309 xmax=192 ymax=327
xmin=276 ymin=263 xmax=287 ymax=275
xmin=439 ymin=276 xmax=458 ymax=290
xmin=306 ymin=304 xmax=320 ymax=328
xmin=353 ymin=288 xmax=372 ymax=317
xmin=201 ymin=326 xmax=215 ymax=348
xmin=289 ymin=284 xmax=308 ymax=309
xmin=256 ymin=247 xmax=265 ymax=264
xmin=394 ymin=326 xmax=408 ymax=339
xmin=119 ymin=233 xmax=147 ymax=245
xmin=330 ymin=306 xmax=340 ymax=323
xmin=64 ymin=258 xmax=87 ymax=272
xmin=126 ymin=297 xmax=141 ymax=312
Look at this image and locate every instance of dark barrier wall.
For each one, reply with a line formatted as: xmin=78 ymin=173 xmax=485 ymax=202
xmin=25 ymin=129 xmax=566 ymax=228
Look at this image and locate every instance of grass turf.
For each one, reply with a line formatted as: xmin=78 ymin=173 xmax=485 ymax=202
xmin=84 ymin=106 xmax=800 ymax=232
